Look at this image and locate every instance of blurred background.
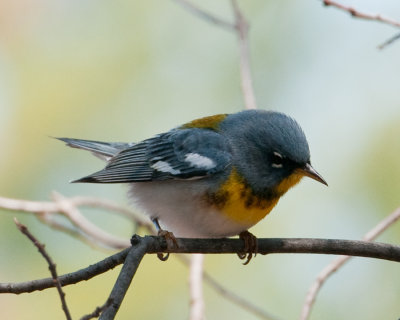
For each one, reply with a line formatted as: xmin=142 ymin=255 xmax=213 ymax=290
xmin=1 ymin=0 xmax=400 ymax=319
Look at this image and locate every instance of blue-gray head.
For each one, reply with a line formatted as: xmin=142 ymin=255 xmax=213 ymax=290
xmin=220 ymin=110 xmax=327 ymax=196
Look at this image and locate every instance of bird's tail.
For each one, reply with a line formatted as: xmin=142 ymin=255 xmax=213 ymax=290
xmin=56 ymin=137 xmax=132 ymax=161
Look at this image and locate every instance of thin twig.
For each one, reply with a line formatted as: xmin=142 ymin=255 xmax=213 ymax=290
xmin=323 ymin=0 xmax=400 ymax=28
xmin=173 ymin=0 xmax=234 ymax=31
xmin=231 ymin=0 xmax=257 ymax=109
xmin=81 ymin=298 xmax=114 ymax=320
xmin=300 ymin=207 xmax=400 ymax=320
xmin=189 ymin=254 xmax=205 ymax=320
xmin=378 ymin=32 xmax=400 ymax=49
xmin=14 ymin=218 xmax=72 ymax=320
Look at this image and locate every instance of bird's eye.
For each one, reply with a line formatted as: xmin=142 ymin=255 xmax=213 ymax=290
xmin=271 ymin=152 xmax=283 ymax=168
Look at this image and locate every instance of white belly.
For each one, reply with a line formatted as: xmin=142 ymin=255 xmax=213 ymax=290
xmin=128 ymin=180 xmax=251 ymax=238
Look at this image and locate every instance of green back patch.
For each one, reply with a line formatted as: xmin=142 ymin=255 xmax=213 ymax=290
xmin=181 ymin=114 xmax=227 ymax=131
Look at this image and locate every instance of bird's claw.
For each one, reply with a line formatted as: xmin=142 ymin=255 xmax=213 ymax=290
xmin=237 ymin=230 xmax=258 ymax=265
xmin=157 ymin=230 xmax=178 ymax=261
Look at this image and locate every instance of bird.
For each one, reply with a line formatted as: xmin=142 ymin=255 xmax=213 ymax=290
xmin=58 ymin=109 xmax=327 ymax=262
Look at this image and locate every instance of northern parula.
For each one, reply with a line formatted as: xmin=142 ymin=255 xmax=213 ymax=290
xmin=59 ymin=110 xmax=327 ymax=239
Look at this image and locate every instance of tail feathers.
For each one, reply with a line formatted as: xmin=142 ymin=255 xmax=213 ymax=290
xmin=71 ymin=175 xmax=100 ymax=183
xmin=57 ymin=137 xmax=132 ymax=161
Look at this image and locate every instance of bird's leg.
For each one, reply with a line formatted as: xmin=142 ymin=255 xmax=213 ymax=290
xmin=152 ymin=217 xmax=178 ymax=261
xmin=237 ymin=230 xmax=258 ymax=265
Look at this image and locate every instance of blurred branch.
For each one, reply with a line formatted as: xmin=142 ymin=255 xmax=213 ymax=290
xmin=0 ymin=193 xmax=155 ymax=249
xmin=51 ymin=192 xmax=130 ymax=248
xmin=323 ymin=0 xmax=400 ymax=28
xmin=37 ymin=211 xmax=109 ymax=250
xmin=204 ymin=273 xmax=279 ymax=320
xmin=189 ymin=254 xmax=205 ymax=320
xmin=202 ymin=267 xmax=281 ymax=320
xmin=0 ymin=193 xmax=151 ymax=228
xmin=322 ymin=0 xmax=400 ymax=49
xmin=231 ymin=0 xmax=257 ymax=109
xmin=14 ymin=219 xmax=72 ymax=320
xmin=172 ymin=0 xmax=234 ymax=30
xmin=378 ymin=32 xmax=400 ymax=49
xmin=176 ymin=254 xmax=280 ymax=320
xmin=173 ymin=0 xmax=257 ymax=109
xmin=300 ymin=207 xmax=400 ymax=320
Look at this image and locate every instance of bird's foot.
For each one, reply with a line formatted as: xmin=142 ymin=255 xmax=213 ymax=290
xmin=151 ymin=217 xmax=179 ymax=261
xmin=237 ymin=230 xmax=258 ymax=265
xmin=157 ymin=229 xmax=179 ymax=261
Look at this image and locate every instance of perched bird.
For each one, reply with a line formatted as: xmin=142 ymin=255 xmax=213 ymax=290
xmin=58 ymin=110 xmax=326 ymax=255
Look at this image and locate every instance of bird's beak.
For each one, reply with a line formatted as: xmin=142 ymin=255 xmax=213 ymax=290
xmin=298 ymin=163 xmax=328 ymax=186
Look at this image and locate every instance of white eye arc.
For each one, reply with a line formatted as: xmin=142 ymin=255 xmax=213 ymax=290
xmin=271 ymin=151 xmax=283 ymax=168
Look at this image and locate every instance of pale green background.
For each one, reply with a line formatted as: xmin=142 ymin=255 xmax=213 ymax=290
xmin=0 ymin=1 xmax=399 ymax=319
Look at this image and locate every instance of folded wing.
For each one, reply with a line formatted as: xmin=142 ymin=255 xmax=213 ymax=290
xmin=72 ymin=128 xmax=232 ymax=183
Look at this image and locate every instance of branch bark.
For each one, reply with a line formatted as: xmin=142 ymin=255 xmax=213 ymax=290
xmin=0 ymin=248 xmax=130 ymax=294
xmin=99 ymin=236 xmax=147 ymax=320
xmin=2 ymin=237 xmax=399 ymax=295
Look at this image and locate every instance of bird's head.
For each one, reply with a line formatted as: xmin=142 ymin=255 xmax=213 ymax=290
xmin=221 ymin=110 xmax=327 ymax=198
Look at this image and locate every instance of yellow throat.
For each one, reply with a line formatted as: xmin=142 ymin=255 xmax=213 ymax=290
xmin=206 ymin=168 xmax=304 ymax=226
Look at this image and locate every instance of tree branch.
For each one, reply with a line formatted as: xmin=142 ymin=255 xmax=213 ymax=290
xmin=99 ymin=236 xmax=147 ymax=320
xmin=2 ymin=237 xmax=399 ymax=296
xmin=138 ymin=237 xmax=400 ymax=261
xmin=0 ymin=248 xmax=130 ymax=294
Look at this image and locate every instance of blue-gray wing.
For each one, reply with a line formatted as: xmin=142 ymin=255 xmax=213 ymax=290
xmin=74 ymin=128 xmax=232 ymax=183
